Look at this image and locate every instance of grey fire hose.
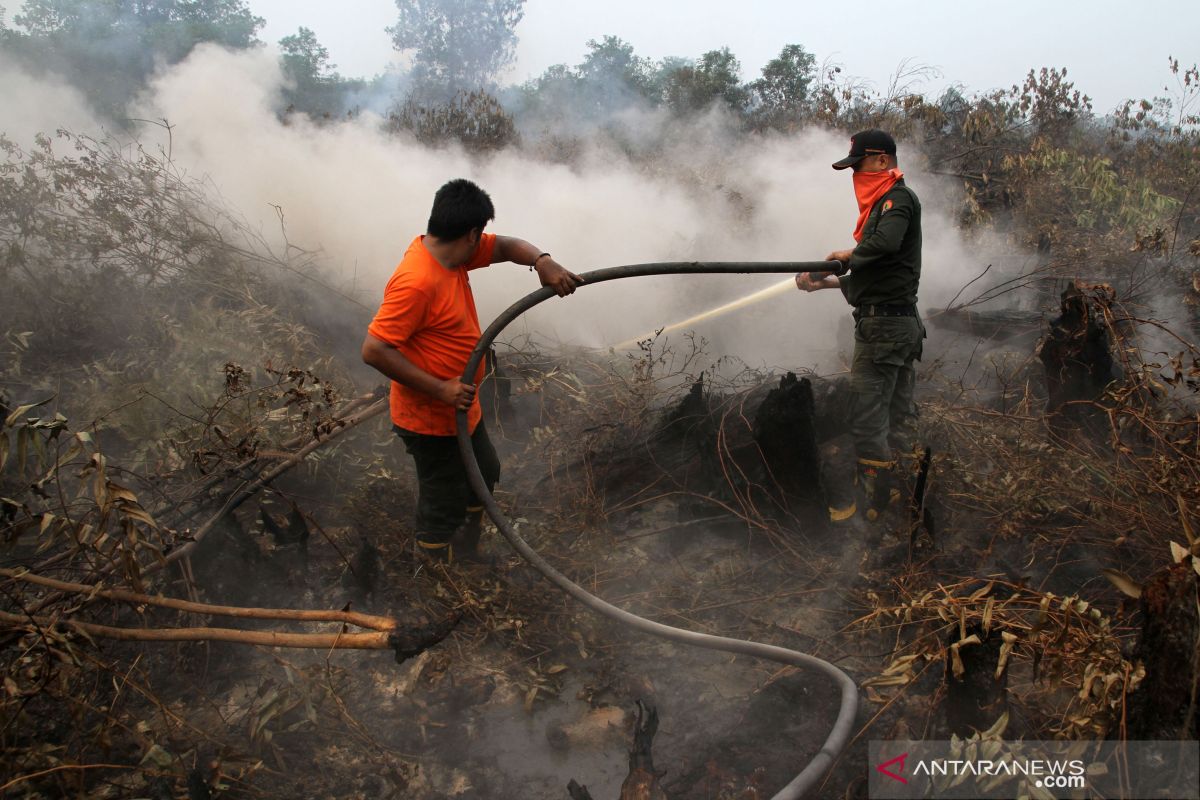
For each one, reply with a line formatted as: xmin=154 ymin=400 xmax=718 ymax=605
xmin=456 ymin=262 xmax=859 ymax=800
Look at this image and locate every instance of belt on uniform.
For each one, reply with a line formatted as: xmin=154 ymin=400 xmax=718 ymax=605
xmin=854 ymin=304 xmax=917 ymax=319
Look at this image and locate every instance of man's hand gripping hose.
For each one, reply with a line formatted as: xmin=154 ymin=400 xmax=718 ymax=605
xmin=456 ymin=262 xmax=858 ymax=800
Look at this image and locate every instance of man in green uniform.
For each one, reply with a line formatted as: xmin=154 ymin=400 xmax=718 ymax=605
xmin=796 ymin=130 xmax=924 ymax=521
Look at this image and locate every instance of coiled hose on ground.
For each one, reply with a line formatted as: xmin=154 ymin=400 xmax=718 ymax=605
xmin=456 ymin=262 xmax=860 ymax=800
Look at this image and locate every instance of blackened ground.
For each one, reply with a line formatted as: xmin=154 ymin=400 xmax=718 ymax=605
xmin=23 ymin=321 xmax=1170 ymax=800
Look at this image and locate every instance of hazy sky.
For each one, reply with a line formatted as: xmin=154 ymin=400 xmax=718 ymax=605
xmin=246 ymin=0 xmax=1200 ymax=114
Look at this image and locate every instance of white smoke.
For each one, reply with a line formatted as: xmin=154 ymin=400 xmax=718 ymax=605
xmin=7 ymin=44 xmax=991 ymax=374
xmin=0 ymin=54 xmax=100 ymax=141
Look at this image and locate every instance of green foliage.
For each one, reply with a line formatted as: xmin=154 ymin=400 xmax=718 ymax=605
xmin=578 ymin=35 xmax=653 ymax=90
xmin=279 ymin=26 xmax=347 ymax=118
xmin=2 ymin=0 xmax=264 ymax=114
xmin=657 ymin=47 xmax=749 ymax=116
xmin=574 ymin=35 xmax=657 ymax=113
xmin=748 ymin=43 xmax=817 ymax=131
xmin=388 ymin=0 xmax=524 ymax=99
xmin=513 ymin=36 xmax=659 ymax=129
xmin=280 ymin=26 xmax=335 ymax=85
xmin=1008 ymin=142 xmax=1180 ymax=231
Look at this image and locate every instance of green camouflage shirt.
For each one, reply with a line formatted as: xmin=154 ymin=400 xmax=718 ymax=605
xmin=840 ymin=179 xmax=922 ymax=308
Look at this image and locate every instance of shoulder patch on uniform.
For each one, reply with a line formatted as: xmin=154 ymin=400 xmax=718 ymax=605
xmin=882 ymin=199 xmax=894 ymax=212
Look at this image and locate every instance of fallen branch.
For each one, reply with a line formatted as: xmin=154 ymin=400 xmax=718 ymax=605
xmin=1 ymin=568 xmax=396 ymax=631
xmin=0 ymin=606 xmax=460 ymax=662
xmin=0 ymin=609 xmax=393 ymax=650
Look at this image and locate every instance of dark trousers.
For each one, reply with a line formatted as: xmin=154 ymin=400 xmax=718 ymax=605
xmin=849 ymin=315 xmax=924 ymax=462
xmin=395 ymin=422 xmax=501 ymax=545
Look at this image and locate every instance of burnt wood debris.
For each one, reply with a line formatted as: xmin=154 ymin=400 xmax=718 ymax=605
xmin=568 ymin=701 xmax=668 ymax=800
xmin=1038 ymin=281 xmax=1121 ymax=436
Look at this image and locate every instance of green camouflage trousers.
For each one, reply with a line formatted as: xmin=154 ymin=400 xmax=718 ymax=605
xmin=849 ymin=314 xmax=925 ymax=462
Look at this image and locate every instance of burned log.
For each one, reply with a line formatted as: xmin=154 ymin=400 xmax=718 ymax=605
xmin=1127 ymin=558 xmax=1200 ymax=740
xmin=944 ymin=623 xmax=1009 ymax=737
xmin=926 ymin=307 xmax=1045 ymax=344
xmin=907 ymin=446 xmax=936 ymax=550
xmin=751 ymin=373 xmax=825 ymax=518
xmin=1037 ymin=282 xmax=1119 ymax=436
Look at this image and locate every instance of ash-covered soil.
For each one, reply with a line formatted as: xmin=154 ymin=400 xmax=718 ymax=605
xmin=4 ymin=313 xmax=1188 ymax=800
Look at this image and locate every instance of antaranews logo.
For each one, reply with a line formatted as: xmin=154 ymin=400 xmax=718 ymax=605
xmin=869 ymin=739 xmax=1200 ymax=799
xmin=872 ymin=748 xmax=1085 ymax=795
xmin=875 ymin=752 xmax=908 ymax=784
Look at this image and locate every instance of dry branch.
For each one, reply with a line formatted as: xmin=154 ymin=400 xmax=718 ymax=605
xmin=0 ymin=610 xmax=394 ymax=650
xmin=1 ymin=568 xmax=396 ymax=631
xmin=154 ymin=396 xmax=388 ymax=571
xmin=177 ymin=390 xmax=382 ymax=504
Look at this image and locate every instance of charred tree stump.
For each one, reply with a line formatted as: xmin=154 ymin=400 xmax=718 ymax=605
xmin=1037 ymin=282 xmax=1118 ymax=437
xmin=751 ymin=373 xmax=825 ymax=520
xmin=944 ymin=623 xmax=1009 ymax=737
xmin=620 ymin=701 xmax=668 ymax=800
xmin=567 ymin=701 xmax=667 ymax=800
xmin=1127 ymin=559 xmax=1200 ymax=740
xmin=556 ymin=372 xmax=846 ymax=531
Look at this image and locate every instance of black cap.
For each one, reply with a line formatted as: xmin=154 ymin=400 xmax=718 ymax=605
xmin=832 ymin=129 xmax=897 ymax=170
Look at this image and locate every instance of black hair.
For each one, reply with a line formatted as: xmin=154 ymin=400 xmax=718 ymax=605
xmin=427 ymin=179 xmax=495 ymax=240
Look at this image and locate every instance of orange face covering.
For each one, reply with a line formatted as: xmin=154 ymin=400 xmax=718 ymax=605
xmin=852 ymin=168 xmax=903 ymax=242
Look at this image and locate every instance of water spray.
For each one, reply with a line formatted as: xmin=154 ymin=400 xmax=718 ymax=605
xmin=614 ymin=275 xmax=803 ymax=350
xmin=458 ymin=261 xmax=857 ymax=800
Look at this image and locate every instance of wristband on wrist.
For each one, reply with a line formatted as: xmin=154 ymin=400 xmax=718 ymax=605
xmin=530 ymin=252 xmax=551 ymax=271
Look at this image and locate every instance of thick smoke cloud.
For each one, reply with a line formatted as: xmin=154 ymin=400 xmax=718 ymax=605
xmin=7 ymin=44 xmax=986 ymax=374
xmin=0 ymin=54 xmax=100 ymax=141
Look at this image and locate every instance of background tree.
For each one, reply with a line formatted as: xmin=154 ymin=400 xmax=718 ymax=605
xmin=388 ymin=0 xmax=524 ymax=100
xmin=279 ymin=26 xmax=346 ymax=118
xmin=656 ymin=48 xmax=748 ymax=117
xmin=748 ymin=43 xmax=816 ymax=131
xmin=516 ymin=35 xmax=656 ymax=125
xmin=2 ymin=0 xmax=263 ymax=115
xmin=576 ymin=35 xmax=655 ymax=110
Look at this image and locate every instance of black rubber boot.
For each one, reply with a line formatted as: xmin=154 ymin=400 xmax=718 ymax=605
xmin=414 ymin=533 xmax=452 ymax=567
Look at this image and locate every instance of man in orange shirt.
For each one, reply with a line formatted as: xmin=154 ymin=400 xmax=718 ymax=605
xmin=363 ymin=179 xmax=581 ymax=563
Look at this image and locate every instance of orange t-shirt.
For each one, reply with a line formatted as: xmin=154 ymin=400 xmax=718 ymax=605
xmin=367 ymin=233 xmax=497 ymax=436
